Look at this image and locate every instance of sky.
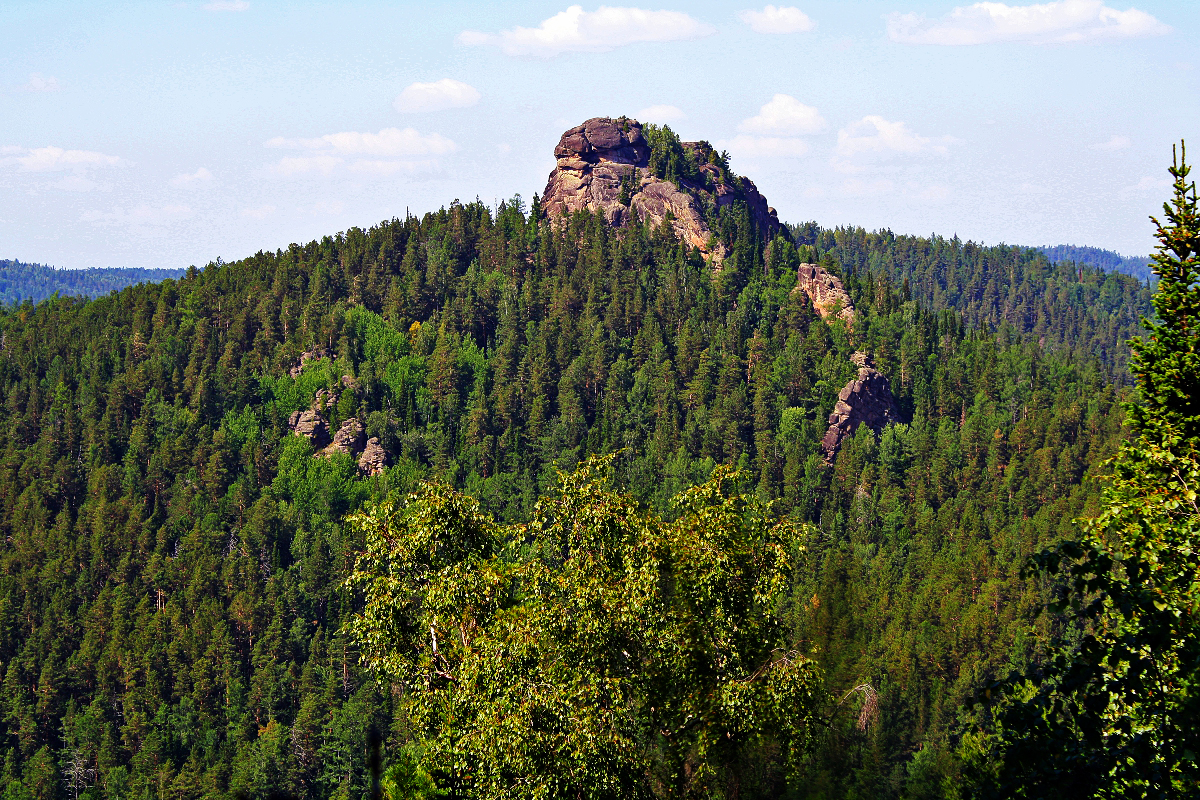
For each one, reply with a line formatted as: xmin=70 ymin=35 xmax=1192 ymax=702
xmin=2 ymin=0 xmax=1196 ymax=269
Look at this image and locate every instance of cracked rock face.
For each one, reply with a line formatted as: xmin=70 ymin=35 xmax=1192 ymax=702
xmin=290 ymin=410 xmax=330 ymax=447
xmin=357 ymin=436 xmax=388 ymax=476
xmin=821 ymin=353 xmax=902 ymax=461
xmin=796 ymin=263 xmax=855 ymax=328
xmin=541 ymin=116 xmax=783 ymax=261
xmin=324 ymin=417 xmax=365 ymax=457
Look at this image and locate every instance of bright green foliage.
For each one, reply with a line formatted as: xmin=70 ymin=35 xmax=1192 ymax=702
xmin=972 ymin=145 xmax=1200 ymax=798
xmin=346 ymin=458 xmax=820 ymax=798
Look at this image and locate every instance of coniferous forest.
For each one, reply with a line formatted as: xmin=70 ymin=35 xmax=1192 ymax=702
xmin=0 ymin=137 xmax=1195 ymax=800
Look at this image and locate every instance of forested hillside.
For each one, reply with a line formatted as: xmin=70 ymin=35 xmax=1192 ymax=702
xmin=0 ymin=260 xmax=186 ymax=307
xmin=1039 ymin=244 xmax=1153 ymax=281
xmin=0 ymin=196 xmax=1150 ymax=797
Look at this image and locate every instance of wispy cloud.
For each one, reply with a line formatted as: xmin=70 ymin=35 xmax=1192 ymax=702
xmin=1091 ymin=134 xmax=1131 ymax=151
xmin=739 ymin=94 xmax=826 ymax=135
xmin=458 ymin=5 xmax=715 ymax=57
xmin=265 ymin=127 xmax=455 ymax=177
xmin=24 ymin=74 xmax=60 ymax=92
xmin=723 ymin=135 xmax=810 ymax=159
xmin=204 ymin=0 xmax=249 ymax=11
xmin=739 ymin=5 xmax=815 ymax=34
xmin=241 ymin=204 xmax=276 ymax=219
xmin=266 ymin=128 xmax=456 ymax=157
xmin=394 ymin=79 xmax=481 ymax=113
xmin=2 ymin=146 xmax=122 ymax=172
xmin=635 ymin=104 xmax=686 ymax=123
xmin=172 ymin=167 xmax=213 ymax=186
xmin=888 ymin=0 xmax=1170 ymax=45
xmin=834 ymin=116 xmax=958 ymax=170
xmin=82 ymin=204 xmax=192 ymax=226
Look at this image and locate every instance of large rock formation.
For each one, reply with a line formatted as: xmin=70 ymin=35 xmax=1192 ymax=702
xmin=795 ymin=263 xmax=855 ymax=327
xmin=541 ymin=117 xmax=784 ymax=261
xmin=821 ymin=352 xmax=902 ymax=461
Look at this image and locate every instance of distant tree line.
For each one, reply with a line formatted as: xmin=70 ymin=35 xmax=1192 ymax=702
xmin=0 ymin=259 xmax=186 ymax=307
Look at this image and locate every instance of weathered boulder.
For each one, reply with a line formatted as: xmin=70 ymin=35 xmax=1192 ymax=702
xmin=324 ymin=417 xmax=365 ymax=457
xmin=357 ymin=437 xmax=388 ymax=476
xmin=821 ymin=352 xmax=902 ymax=460
xmin=541 ymin=116 xmax=784 ymax=262
xmin=290 ymin=410 xmax=330 ymax=447
xmin=795 ymin=263 xmax=855 ymax=327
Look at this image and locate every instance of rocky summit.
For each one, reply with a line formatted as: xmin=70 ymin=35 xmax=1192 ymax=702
xmin=541 ymin=116 xmax=784 ymax=261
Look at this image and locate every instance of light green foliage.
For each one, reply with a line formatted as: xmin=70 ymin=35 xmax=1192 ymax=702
xmin=346 ymin=457 xmax=820 ymax=798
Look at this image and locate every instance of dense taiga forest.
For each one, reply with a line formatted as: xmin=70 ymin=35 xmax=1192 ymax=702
xmin=0 ymin=134 xmax=1193 ymax=799
xmin=0 ymin=261 xmax=186 ymax=307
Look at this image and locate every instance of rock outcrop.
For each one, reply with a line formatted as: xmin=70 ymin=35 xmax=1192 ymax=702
xmin=289 ymin=410 xmax=330 ymax=447
xmin=289 ymin=346 xmax=329 ymax=378
xmin=541 ymin=117 xmax=784 ymax=261
xmin=357 ymin=437 xmax=388 ymax=476
xmin=796 ymin=263 xmax=855 ymax=327
xmin=821 ymin=352 xmax=902 ymax=461
xmin=324 ymin=417 xmax=365 ymax=457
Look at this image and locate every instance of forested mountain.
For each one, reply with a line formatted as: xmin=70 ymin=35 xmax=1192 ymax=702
xmin=0 ymin=123 xmax=1161 ymax=798
xmin=0 ymin=260 xmax=186 ymax=307
xmin=1039 ymin=243 xmax=1153 ymax=281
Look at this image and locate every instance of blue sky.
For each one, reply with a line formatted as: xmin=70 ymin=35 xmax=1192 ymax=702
xmin=2 ymin=0 xmax=1195 ymax=269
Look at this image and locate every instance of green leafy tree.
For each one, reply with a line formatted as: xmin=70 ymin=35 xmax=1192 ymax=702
xmin=970 ymin=144 xmax=1200 ymax=798
xmin=344 ymin=457 xmax=820 ymax=799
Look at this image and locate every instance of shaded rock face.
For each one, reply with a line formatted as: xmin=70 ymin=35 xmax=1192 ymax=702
xmin=796 ymin=263 xmax=855 ymax=327
xmin=541 ymin=117 xmax=783 ymax=261
xmin=821 ymin=352 xmax=902 ymax=461
xmin=357 ymin=437 xmax=389 ymax=476
xmin=324 ymin=417 xmax=365 ymax=457
xmin=290 ymin=410 xmax=330 ymax=447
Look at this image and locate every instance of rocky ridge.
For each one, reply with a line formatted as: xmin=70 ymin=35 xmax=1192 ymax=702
xmin=541 ymin=117 xmax=784 ymax=261
xmin=821 ymin=352 xmax=903 ymax=461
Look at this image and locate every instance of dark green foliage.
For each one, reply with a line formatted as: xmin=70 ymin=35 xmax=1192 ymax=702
xmin=0 ymin=260 xmax=185 ymax=306
xmin=971 ymin=144 xmax=1200 ymax=798
xmin=791 ymin=225 xmax=1153 ymax=379
xmin=0 ymin=190 xmax=1141 ymax=796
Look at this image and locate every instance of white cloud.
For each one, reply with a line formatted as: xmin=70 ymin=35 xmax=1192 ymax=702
xmin=739 ymin=5 xmax=816 ymax=34
xmin=394 ymin=79 xmax=481 ymax=113
xmin=1128 ymin=175 xmax=1171 ymax=193
xmin=834 ymin=116 xmax=958 ymax=168
xmin=635 ymin=104 xmax=686 ymax=123
xmin=204 ymin=0 xmax=249 ymax=10
xmin=241 ymin=204 xmax=276 ymax=219
xmin=172 ymin=167 xmax=213 ymax=186
xmin=82 ymin=204 xmax=192 ymax=226
xmin=24 ymin=74 xmax=60 ymax=92
xmin=724 ymin=135 xmax=810 ymax=159
xmin=266 ymin=127 xmax=456 ymax=157
xmin=887 ymin=0 xmax=1170 ymax=45
xmin=268 ymin=156 xmax=343 ymax=176
xmin=347 ymin=159 xmax=440 ymax=177
xmin=1091 ymin=134 xmax=1131 ymax=151
xmin=458 ymin=5 xmax=716 ymax=57
xmin=3 ymin=146 xmax=122 ymax=172
xmin=739 ymin=94 xmax=825 ymax=135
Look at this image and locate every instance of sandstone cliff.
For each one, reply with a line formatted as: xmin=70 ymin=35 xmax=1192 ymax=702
xmin=821 ymin=352 xmax=902 ymax=461
xmin=795 ymin=263 xmax=855 ymax=328
xmin=541 ymin=117 xmax=784 ymax=261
